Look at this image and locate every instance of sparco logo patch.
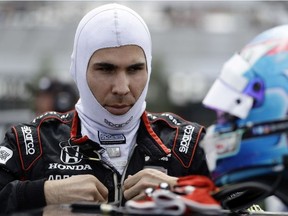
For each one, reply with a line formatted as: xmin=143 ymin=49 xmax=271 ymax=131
xmin=179 ymin=125 xmax=195 ymax=154
xmin=21 ymin=126 xmax=35 ymax=155
xmin=0 ymin=146 xmax=13 ymax=165
xmin=104 ymin=116 xmax=133 ymax=128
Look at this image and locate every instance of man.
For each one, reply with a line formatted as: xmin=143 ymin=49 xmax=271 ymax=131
xmin=0 ymin=3 xmax=209 ymax=213
xmin=28 ymin=77 xmax=79 ymax=116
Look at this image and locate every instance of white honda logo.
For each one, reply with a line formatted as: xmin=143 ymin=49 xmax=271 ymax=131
xmin=60 ymin=145 xmax=83 ymax=164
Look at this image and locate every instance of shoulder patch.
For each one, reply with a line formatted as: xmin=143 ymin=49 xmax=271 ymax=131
xmin=32 ymin=111 xmax=73 ymax=124
xmin=172 ymin=123 xmax=204 ymax=168
xmin=147 ymin=112 xmax=182 ymax=126
xmin=146 ymin=112 xmax=205 ymax=168
xmin=13 ymin=124 xmax=42 ymax=171
xmin=0 ymin=146 xmax=13 ymax=165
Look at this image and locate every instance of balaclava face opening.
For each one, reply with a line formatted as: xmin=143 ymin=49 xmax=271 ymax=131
xmin=69 ymin=3 xmax=152 ymax=136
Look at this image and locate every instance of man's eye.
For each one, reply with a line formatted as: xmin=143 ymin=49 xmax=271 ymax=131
xmin=128 ymin=66 xmax=143 ymax=73
xmin=97 ymin=67 xmax=113 ymax=73
xmin=98 ymin=67 xmax=107 ymax=71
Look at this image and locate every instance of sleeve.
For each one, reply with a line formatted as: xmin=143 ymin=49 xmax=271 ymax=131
xmin=188 ymin=129 xmax=211 ymax=177
xmin=172 ymin=120 xmax=211 ymax=178
xmin=175 ymin=123 xmax=211 ymax=178
xmin=0 ymin=128 xmax=46 ymax=214
xmin=141 ymin=112 xmax=211 ymax=178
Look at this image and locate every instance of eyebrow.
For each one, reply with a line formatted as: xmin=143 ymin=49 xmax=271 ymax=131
xmin=128 ymin=62 xmax=146 ymax=68
xmin=93 ymin=62 xmax=146 ymax=69
xmin=93 ymin=62 xmax=115 ymax=68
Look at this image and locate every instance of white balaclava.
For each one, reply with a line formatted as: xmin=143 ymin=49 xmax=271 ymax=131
xmin=69 ymin=3 xmax=152 ymax=173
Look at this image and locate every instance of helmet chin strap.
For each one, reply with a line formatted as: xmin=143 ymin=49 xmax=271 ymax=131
xmin=211 ymin=117 xmax=288 ymax=184
xmin=212 ymin=166 xmax=288 ymax=212
xmin=241 ymin=117 xmax=288 ymax=139
xmin=216 ymin=117 xmax=288 ymax=138
xmin=211 ymin=118 xmax=288 ymax=212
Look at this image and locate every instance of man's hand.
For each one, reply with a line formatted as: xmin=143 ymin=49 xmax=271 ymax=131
xmin=123 ymin=168 xmax=178 ymax=200
xmin=44 ymin=174 xmax=108 ymax=205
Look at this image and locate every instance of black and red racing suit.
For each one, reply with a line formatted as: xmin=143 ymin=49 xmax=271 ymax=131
xmin=0 ymin=110 xmax=210 ymax=214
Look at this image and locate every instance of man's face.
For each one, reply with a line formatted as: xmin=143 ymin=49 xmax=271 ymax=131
xmin=35 ymin=92 xmax=54 ymax=116
xmin=87 ymin=45 xmax=148 ymax=115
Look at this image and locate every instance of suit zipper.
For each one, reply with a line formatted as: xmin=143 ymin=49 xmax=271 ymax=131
xmin=100 ymin=160 xmax=120 ymax=204
xmin=118 ymin=143 xmax=138 ymax=206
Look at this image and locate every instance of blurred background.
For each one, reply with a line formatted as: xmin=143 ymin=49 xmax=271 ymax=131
xmin=0 ymin=0 xmax=288 ymax=137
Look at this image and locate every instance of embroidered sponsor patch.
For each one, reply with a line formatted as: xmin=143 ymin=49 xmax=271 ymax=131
xmin=106 ymin=147 xmax=121 ymax=158
xmin=0 ymin=146 xmax=13 ymax=165
xmin=60 ymin=145 xmax=83 ymax=164
xmin=160 ymin=113 xmax=181 ymax=125
xmin=104 ymin=116 xmax=133 ymax=128
xmin=178 ymin=125 xmax=195 ymax=154
xmin=21 ymin=126 xmax=36 ymax=155
xmin=14 ymin=124 xmax=41 ymax=170
xmin=173 ymin=124 xmax=197 ymax=168
xmin=98 ymin=132 xmax=126 ymax=145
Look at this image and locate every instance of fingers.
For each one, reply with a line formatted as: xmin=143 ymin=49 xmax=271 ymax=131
xmin=123 ymin=173 xmax=145 ymax=200
xmin=44 ymin=174 xmax=108 ymax=205
xmin=123 ymin=169 xmax=161 ymax=200
xmin=123 ymin=169 xmax=179 ymax=201
xmin=128 ymin=191 xmax=147 ymax=201
xmin=123 ymin=174 xmax=140 ymax=191
xmin=79 ymin=174 xmax=108 ymax=202
xmin=93 ymin=177 xmax=109 ymax=202
xmin=123 ymin=183 xmax=142 ymax=200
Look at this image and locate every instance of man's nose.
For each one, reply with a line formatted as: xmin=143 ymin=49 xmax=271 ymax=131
xmin=111 ymin=72 xmax=130 ymax=95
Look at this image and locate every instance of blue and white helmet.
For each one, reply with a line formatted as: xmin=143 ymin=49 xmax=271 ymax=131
xmin=201 ymin=25 xmax=288 ymax=186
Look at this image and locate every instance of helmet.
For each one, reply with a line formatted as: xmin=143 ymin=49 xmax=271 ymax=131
xmin=201 ymin=25 xmax=288 ymax=187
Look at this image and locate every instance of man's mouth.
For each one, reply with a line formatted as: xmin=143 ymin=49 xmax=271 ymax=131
xmin=105 ymin=104 xmax=132 ymax=115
